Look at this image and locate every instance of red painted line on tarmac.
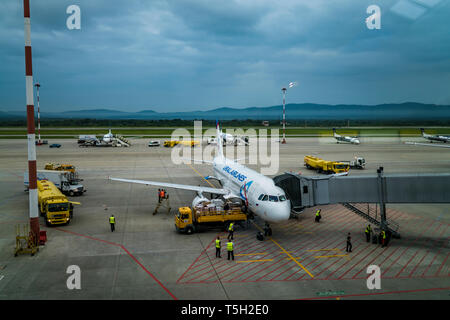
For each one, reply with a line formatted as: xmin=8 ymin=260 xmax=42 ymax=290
xmin=53 ymin=227 xmax=177 ymax=300
xmin=239 ymin=252 xmax=286 ymax=282
xmin=381 ymin=219 xmax=437 ymax=277
xmin=420 ymin=226 xmax=449 ymax=277
xmin=408 ymin=250 xmax=429 ymax=278
xmin=120 ymin=246 xmax=177 ymax=300
xmin=280 ymin=208 xmax=360 ymax=281
xmin=293 ymin=207 xmax=378 ymax=281
xmin=324 ymin=241 xmax=374 ymax=280
xmin=297 ymin=287 xmax=450 ymax=300
xmin=395 ymin=250 xmax=420 ymax=278
xmin=435 ymin=252 xmax=449 ymax=277
xmin=351 ymin=212 xmax=417 ymax=279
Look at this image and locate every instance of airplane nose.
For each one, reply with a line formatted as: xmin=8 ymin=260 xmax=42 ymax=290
xmin=268 ymin=201 xmax=291 ymax=222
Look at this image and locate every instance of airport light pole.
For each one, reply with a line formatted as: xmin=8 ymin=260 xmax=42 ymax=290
xmin=35 ymin=82 xmax=41 ymax=145
xmin=23 ymin=0 xmax=40 ymax=243
xmin=281 ymin=87 xmax=287 ymax=144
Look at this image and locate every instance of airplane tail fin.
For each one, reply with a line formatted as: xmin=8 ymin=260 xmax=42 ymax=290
xmin=332 ymin=128 xmax=338 ymax=137
xmin=216 ymin=120 xmax=224 ymax=159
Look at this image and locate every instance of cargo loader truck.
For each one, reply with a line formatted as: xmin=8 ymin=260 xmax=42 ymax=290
xmin=175 ymin=200 xmax=247 ymax=235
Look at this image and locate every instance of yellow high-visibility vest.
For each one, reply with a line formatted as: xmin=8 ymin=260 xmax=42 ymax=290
xmin=228 ymin=223 xmax=234 ymax=231
xmin=216 ymin=239 xmax=221 ymax=248
xmin=365 ymin=226 xmax=371 ymax=233
xmin=109 ymin=216 xmax=115 ymax=224
xmin=227 ymin=242 xmax=233 ymax=251
xmin=382 ymin=231 xmax=386 ymax=239
xmin=316 ymin=211 xmax=320 ymax=217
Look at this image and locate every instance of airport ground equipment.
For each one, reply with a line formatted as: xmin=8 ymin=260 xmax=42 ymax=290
xmin=164 ymin=140 xmax=200 ymax=148
xmin=274 ymin=168 xmax=450 ymax=238
xmin=339 ymin=157 xmax=366 ymax=169
xmin=153 ymin=195 xmax=171 ymax=215
xmin=14 ymin=224 xmax=38 ymax=256
xmin=112 ymin=135 xmax=131 ymax=147
xmin=37 ymin=180 xmax=80 ymax=226
xmin=175 ymin=201 xmax=247 ymax=235
xmin=304 ymin=155 xmax=350 ymax=174
xmin=44 ymin=163 xmax=79 ymax=180
xmin=25 ymin=170 xmax=85 ymax=196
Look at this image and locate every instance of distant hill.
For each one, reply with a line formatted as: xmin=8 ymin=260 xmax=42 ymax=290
xmin=1 ymin=102 xmax=449 ymax=120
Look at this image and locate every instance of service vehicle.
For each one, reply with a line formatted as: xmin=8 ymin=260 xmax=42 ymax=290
xmin=49 ymin=143 xmax=61 ymax=148
xmin=304 ymin=155 xmax=349 ymax=174
xmin=37 ymin=180 xmax=80 ymax=226
xmin=164 ymin=140 xmax=199 ymax=148
xmin=339 ymin=157 xmax=366 ymax=169
xmin=24 ymin=170 xmax=85 ymax=196
xmin=44 ymin=163 xmax=79 ymax=181
xmin=148 ymin=140 xmax=161 ymax=147
xmin=175 ymin=200 xmax=247 ymax=234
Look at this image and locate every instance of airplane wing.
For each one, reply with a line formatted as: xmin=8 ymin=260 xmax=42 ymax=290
xmin=109 ymin=177 xmax=230 ymax=195
xmin=404 ymin=142 xmax=450 ymax=148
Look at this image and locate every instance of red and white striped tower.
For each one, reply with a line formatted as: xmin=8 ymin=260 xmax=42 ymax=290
xmin=281 ymin=87 xmax=287 ymax=144
xmin=23 ymin=0 xmax=40 ymax=242
xmin=35 ymin=82 xmax=41 ymax=145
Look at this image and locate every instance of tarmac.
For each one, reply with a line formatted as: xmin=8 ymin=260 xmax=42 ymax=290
xmin=0 ymin=136 xmax=448 ymax=300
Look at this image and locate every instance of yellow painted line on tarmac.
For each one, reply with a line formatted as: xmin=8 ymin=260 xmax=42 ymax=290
xmin=314 ymin=254 xmax=349 ymax=259
xmin=236 ymin=252 xmax=267 ymax=256
xmin=251 ymin=221 xmax=314 ymax=279
xmin=236 ymin=259 xmax=273 ymax=263
xmin=186 ymin=163 xmax=216 ymax=188
xmin=307 ymin=248 xmax=342 ymax=252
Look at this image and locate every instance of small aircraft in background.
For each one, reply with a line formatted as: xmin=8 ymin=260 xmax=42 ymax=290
xmin=332 ymin=128 xmax=360 ymax=145
xmin=207 ymin=129 xmax=249 ymax=146
xmin=420 ymin=128 xmax=450 ymax=143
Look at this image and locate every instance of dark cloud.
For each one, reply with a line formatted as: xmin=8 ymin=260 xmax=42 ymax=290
xmin=0 ymin=0 xmax=449 ymax=112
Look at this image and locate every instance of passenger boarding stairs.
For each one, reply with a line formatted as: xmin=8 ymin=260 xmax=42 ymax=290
xmin=342 ymin=203 xmax=400 ymax=238
xmin=114 ymin=135 xmax=130 ymax=147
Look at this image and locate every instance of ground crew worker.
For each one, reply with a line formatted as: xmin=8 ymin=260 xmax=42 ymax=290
xmin=228 ymin=222 xmax=234 ymax=240
xmin=215 ymin=237 xmax=221 ymax=258
xmin=365 ymin=224 xmax=372 ymax=242
xmin=346 ymin=232 xmax=352 ymax=252
xmin=109 ymin=215 xmax=116 ymax=232
xmin=381 ymin=230 xmax=387 ymax=247
xmin=315 ymin=209 xmax=322 ymax=223
xmin=227 ymin=240 xmax=234 ymax=261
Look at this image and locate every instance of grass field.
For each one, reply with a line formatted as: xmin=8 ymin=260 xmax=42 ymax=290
xmin=0 ymin=127 xmax=449 ymax=138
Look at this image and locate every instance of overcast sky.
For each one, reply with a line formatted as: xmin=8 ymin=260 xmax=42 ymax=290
xmin=0 ymin=0 xmax=449 ymax=112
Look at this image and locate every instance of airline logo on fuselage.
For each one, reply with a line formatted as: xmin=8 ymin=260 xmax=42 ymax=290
xmin=223 ymin=165 xmax=247 ymax=182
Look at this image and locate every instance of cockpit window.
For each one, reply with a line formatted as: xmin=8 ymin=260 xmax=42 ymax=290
xmin=262 ymin=195 xmax=268 ymax=201
xmin=258 ymin=194 xmax=264 ymax=200
xmin=279 ymin=195 xmax=286 ymax=201
xmin=269 ymin=195 xmax=278 ymax=202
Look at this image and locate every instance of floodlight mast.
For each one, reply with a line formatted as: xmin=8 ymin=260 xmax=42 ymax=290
xmin=281 ymin=87 xmax=287 ymax=144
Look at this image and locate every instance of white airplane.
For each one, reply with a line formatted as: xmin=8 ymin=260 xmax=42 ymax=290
xmin=103 ymin=129 xmax=114 ymax=143
xmin=109 ymin=121 xmax=291 ymax=223
xmin=207 ymin=129 xmax=249 ymax=146
xmin=333 ymin=128 xmax=360 ymax=145
xmin=420 ymin=128 xmax=450 ymax=143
